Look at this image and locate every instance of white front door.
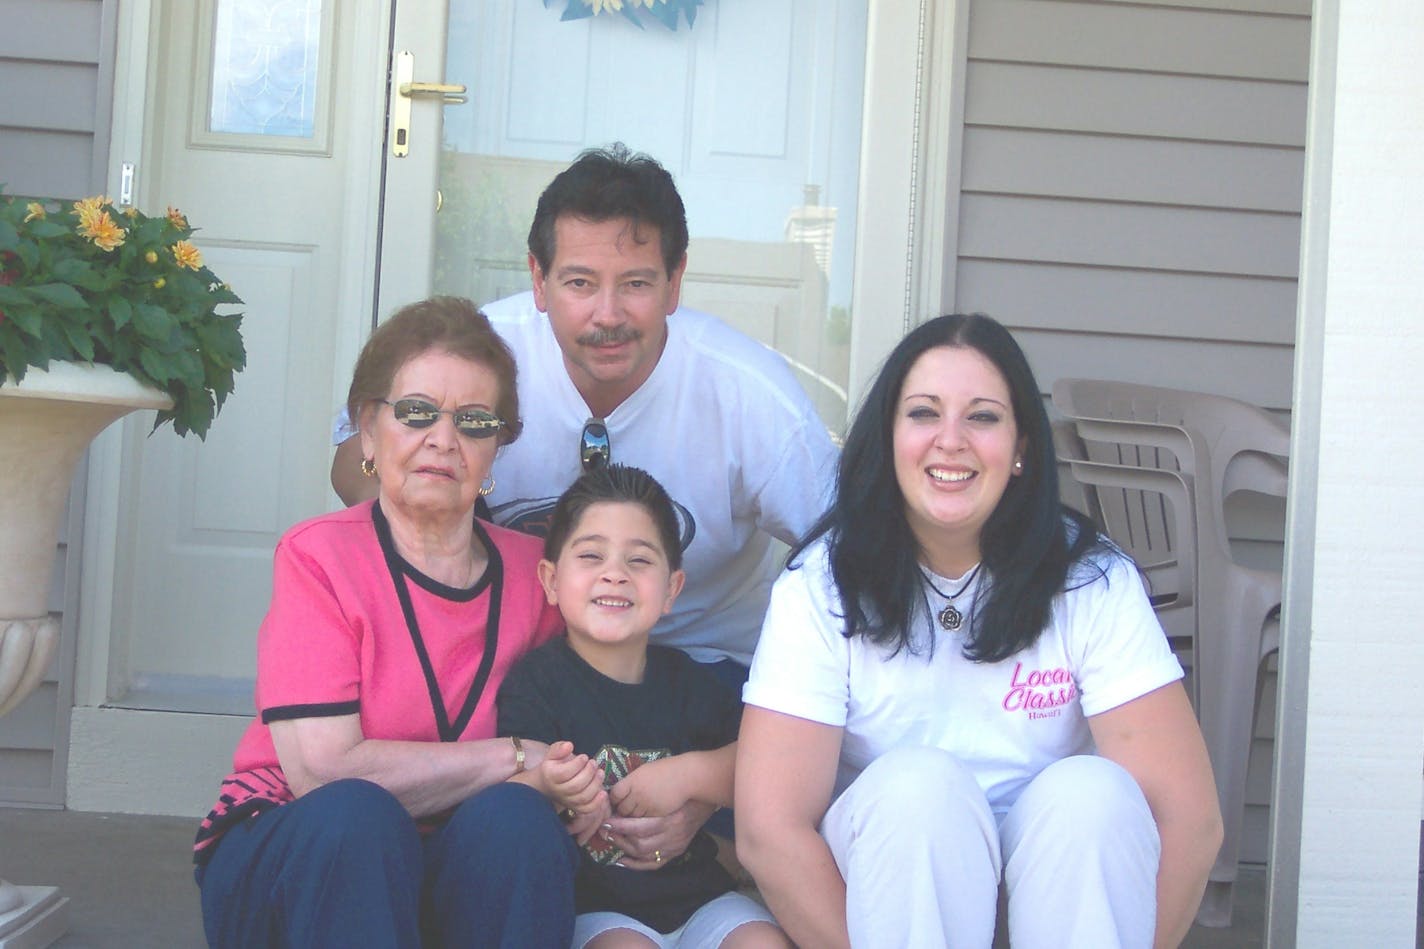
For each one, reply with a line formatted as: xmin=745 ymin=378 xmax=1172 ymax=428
xmin=69 ymin=0 xmax=395 ymax=814
xmin=93 ymin=0 xmax=388 ymax=714
xmin=74 ymin=0 xmax=946 ymax=814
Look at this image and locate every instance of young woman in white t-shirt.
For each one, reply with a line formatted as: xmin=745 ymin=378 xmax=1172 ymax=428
xmin=735 ymin=314 xmax=1222 ymax=949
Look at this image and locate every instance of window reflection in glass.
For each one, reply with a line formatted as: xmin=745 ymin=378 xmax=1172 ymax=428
xmin=209 ymin=0 xmax=322 ymax=138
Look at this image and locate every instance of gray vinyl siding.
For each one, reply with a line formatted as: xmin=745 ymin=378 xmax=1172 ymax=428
xmin=0 ymin=0 xmax=117 ymax=201
xmin=949 ymin=0 xmax=1309 ymax=863
xmin=0 ymin=0 xmax=118 ymax=806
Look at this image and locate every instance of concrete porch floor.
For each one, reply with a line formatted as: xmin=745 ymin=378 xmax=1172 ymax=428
xmin=0 ymin=805 xmax=1269 ymax=948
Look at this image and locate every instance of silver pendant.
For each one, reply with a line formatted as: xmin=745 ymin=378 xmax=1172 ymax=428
xmin=937 ymin=604 xmax=962 ymax=631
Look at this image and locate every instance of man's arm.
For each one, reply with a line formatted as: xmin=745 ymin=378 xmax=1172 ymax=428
xmin=331 ymin=435 xmax=379 ymax=506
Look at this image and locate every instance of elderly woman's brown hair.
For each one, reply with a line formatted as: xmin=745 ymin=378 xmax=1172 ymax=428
xmin=346 ymin=296 xmax=522 ymax=445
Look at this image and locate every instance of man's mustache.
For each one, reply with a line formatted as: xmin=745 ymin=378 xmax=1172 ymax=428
xmin=577 ymin=326 xmax=642 ymax=347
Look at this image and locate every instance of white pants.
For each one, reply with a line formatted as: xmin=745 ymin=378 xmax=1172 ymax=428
xmin=820 ymin=748 xmax=1160 ymax=949
xmin=572 ymin=891 xmax=779 ymax=948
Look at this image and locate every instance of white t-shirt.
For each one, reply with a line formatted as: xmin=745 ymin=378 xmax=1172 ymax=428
xmin=337 ymin=292 xmax=838 ymax=666
xmin=743 ymin=538 xmax=1183 ymax=812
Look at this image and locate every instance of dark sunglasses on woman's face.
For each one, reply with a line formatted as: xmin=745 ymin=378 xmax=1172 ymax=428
xmin=581 ymin=418 xmax=611 ymax=471
xmin=381 ymin=399 xmax=504 ymax=439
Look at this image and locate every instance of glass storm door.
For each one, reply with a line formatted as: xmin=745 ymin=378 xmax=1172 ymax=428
xmin=377 ymin=0 xmax=870 ymax=431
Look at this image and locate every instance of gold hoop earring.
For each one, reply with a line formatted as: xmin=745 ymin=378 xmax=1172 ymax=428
xmin=479 ymin=475 xmax=495 ymax=497
xmin=361 ymin=458 xmax=377 ymax=478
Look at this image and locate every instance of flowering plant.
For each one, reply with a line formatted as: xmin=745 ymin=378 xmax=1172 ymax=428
xmin=544 ymin=0 xmax=703 ymax=31
xmin=0 ymin=192 xmax=245 ymax=438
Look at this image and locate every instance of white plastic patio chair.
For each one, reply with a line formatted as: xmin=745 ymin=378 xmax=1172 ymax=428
xmin=1052 ymin=379 xmax=1288 ymax=928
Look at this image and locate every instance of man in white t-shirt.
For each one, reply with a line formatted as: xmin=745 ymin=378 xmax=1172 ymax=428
xmin=333 ymin=144 xmax=838 ymax=680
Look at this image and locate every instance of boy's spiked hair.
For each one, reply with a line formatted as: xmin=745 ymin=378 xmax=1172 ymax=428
xmin=542 ymin=464 xmax=683 ymax=571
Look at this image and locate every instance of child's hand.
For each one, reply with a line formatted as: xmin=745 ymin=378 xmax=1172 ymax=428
xmin=566 ymin=794 xmax=612 ymax=846
xmin=608 ymin=755 xmax=689 ymax=818
xmin=540 ymin=741 xmax=611 ymax=844
xmin=541 ymin=741 xmax=603 ymax=806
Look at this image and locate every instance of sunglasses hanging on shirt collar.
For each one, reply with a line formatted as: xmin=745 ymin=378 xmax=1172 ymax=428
xmin=580 ymin=418 xmax=611 ymax=472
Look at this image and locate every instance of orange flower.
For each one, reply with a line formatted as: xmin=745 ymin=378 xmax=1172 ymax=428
xmin=23 ymin=203 xmax=45 ymax=223
xmin=73 ymin=196 xmax=111 ymax=230
xmin=167 ymin=207 xmax=189 ymax=230
xmin=172 ymin=240 xmax=203 ymax=270
xmin=79 ymin=210 xmax=126 ymax=252
xmin=145 ymin=250 xmax=159 ymax=264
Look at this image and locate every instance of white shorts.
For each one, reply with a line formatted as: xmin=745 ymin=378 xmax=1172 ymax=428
xmin=571 ymin=891 xmax=778 ymax=948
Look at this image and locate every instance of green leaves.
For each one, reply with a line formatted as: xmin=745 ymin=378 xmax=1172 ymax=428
xmin=109 ymin=296 xmax=132 ymax=330
xmin=0 ymin=192 xmax=246 ymax=438
xmin=59 ymin=318 xmax=96 ymax=361
xmin=131 ymin=303 xmax=175 ymax=341
xmin=28 ymin=283 xmax=87 ymax=308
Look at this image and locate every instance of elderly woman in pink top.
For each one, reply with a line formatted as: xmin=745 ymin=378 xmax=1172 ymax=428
xmin=194 ymin=297 xmax=598 ymax=949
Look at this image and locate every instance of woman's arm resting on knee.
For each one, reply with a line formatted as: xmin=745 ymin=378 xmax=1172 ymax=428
xmin=1090 ymin=682 xmax=1223 ymax=949
xmin=735 ymin=706 xmax=851 ymax=949
xmin=271 ymin=715 xmax=544 ymax=818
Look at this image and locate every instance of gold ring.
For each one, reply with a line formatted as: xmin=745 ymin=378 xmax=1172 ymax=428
xmin=654 ymin=850 xmax=662 ymax=863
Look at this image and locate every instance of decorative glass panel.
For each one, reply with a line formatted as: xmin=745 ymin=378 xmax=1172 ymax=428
xmin=209 ymin=0 xmax=323 ymax=138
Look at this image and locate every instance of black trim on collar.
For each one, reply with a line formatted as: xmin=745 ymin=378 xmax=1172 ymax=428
xmin=371 ymin=501 xmax=495 ymax=602
xmin=372 ymin=500 xmax=504 ymax=741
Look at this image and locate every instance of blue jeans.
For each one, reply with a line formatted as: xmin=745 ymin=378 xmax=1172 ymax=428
xmin=197 ymin=778 xmax=578 ymax=948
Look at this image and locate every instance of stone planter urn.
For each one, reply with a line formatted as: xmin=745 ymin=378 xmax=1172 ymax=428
xmin=0 ymin=361 xmax=172 ymax=945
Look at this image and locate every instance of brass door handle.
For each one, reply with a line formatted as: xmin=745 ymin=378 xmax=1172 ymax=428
xmin=390 ymin=51 xmax=467 ymax=158
xmin=399 ymin=81 xmax=467 ymax=104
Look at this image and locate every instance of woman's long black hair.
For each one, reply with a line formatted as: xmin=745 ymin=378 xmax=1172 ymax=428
xmin=789 ymin=314 xmax=1104 ymax=662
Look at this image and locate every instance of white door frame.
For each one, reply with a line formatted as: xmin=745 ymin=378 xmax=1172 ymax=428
xmin=1267 ymin=1 xmax=1424 ymax=944
xmin=847 ymin=0 xmax=963 ymax=407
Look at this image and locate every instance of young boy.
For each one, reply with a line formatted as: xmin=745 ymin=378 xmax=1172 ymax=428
xmin=497 ymin=465 xmax=788 ymax=949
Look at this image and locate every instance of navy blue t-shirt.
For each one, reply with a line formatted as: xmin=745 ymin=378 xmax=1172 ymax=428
xmin=496 ymin=638 xmax=741 ymax=932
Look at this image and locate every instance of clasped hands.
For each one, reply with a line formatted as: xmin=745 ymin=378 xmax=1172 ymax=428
xmin=538 ymin=741 xmax=714 ymax=871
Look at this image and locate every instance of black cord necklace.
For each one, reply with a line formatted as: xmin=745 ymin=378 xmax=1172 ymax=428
xmin=921 ymin=563 xmax=982 ymax=631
